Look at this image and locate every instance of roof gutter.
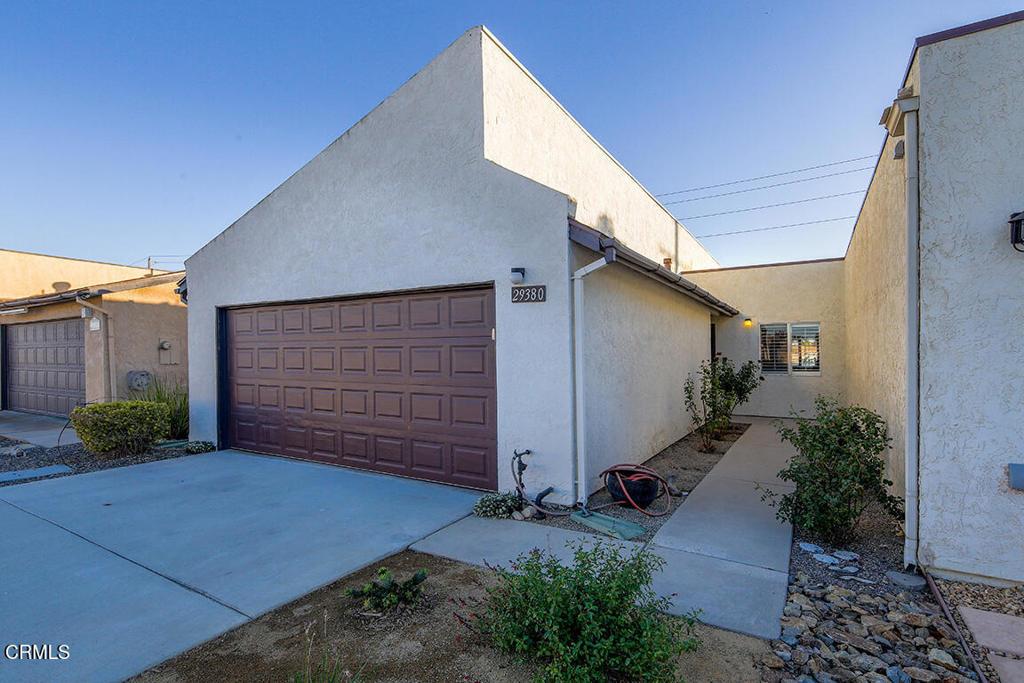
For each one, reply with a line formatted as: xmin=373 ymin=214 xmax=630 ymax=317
xmin=568 ymin=219 xmax=738 ymax=316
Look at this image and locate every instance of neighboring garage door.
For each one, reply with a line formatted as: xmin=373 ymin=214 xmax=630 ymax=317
xmin=4 ymin=319 xmax=86 ymax=417
xmin=225 ymin=287 xmax=497 ymax=490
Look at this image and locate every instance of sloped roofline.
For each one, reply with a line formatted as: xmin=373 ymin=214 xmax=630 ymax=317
xmin=0 ymin=247 xmax=165 ymax=273
xmin=0 ymin=271 xmax=185 ymax=310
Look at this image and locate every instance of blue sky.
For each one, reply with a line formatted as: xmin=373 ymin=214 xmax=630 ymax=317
xmin=1 ymin=1 xmax=1019 ymax=269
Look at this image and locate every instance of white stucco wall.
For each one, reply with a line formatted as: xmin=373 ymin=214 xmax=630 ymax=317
xmin=572 ymin=244 xmax=709 ymax=496
xmin=843 ymin=83 xmax=913 ymax=495
xmin=480 ymin=29 xmax=718 ymax=272
xmin=186 ymin=28 xmax=579 ymax=500
xmin=915 ymin=22 xmax=1024 ymax=583
xmin=686 ymin=260 xmax=846 ymax=417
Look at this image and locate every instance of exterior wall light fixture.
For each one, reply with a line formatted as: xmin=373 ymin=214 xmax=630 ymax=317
xmin=510 ymin=267 xmax=526 ymax=285
xmin=1010 ymin=212 xmax=1024 ymax=253
xmin=743 ymin=318 xmax=753 ymax=329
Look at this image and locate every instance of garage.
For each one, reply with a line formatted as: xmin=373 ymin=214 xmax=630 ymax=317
xmin=224 ymin=286 xmax=497 ymax=489
xmin=4 ymin=318 xmax=86 ymax=417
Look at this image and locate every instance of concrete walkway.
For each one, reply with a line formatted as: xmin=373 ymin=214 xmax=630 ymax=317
xmin=0 ymin=451 xmax=478 ymax=683
xmin=0 ymin=410 xmax=80 ymax=447
xmin=412 ymin=418 xmax=795 ymax=639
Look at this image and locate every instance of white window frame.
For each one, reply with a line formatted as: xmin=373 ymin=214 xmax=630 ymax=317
xmin=759 ymin=321 xmax=821 ymax=377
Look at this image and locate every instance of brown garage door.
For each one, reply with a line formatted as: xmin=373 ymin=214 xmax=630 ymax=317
xmin=225 ymin=287 xmax=497 ymax=490
xmin=4 ymin=318 xmax=86 ymax=417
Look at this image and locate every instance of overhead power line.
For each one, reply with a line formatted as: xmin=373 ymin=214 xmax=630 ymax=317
xmin=656 ymin=154 xmax=876 ymax=197
xmin=662 ymin=166 xmax=873 ymax=205
xmin=677 ymin=190 xmax=865 ymax=220
xmin=695 ymin=215 xmax=858 ymax=239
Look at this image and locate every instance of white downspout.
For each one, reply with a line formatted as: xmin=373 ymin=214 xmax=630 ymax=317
xmin=77 ymin=297 xmax=118 ymax=402
xmin=902 ymin=100 xmax=921 ymax=570
xmin=571 ymin=252 xmax=614 ymax=507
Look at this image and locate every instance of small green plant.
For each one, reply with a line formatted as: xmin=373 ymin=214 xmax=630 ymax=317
xmin=470 ymin=542 xmax=700 ymax=683
xmin=473 ymin=491 xmax=522 ymax=518
xmin=762 ymin=395 xmax=904 ymax=544
xmin=685 ymin=357 xmax=763 ymax=450
xmin=184 ymin=440 xmax=216 ymax=454
xmin=715 ymin=356 xmax=764 ymax=422
xmin=347 ymin=567 xmax=427 ymax=612
xmin=71 ymin=401 xmax=170 ymax=457
xmin=131 ymin=376 xmax=189 ymax=440
xmin=293 ymin=612 xmax=362 ymax=683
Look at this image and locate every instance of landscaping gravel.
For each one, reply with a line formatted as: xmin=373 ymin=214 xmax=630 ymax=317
xmin=0 ymin=440 xmax=190 ymax=486
xmin=935 ymin=577 xmax=1024 ymax=683
xmin=526 ymin=423 xmax=748 ymax=543
xmin=789 ymin=500 xmax=908 ymax=599
xmin=762 ymin=571 xmax=979 ymax=683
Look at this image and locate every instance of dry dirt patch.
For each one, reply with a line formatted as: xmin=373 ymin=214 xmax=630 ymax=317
xmin=133 ymin=549 xmax=767 ymax=683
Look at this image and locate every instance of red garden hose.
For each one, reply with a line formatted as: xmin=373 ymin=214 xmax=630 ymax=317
xmin=598 ymin=464 xmax=674 ymax=517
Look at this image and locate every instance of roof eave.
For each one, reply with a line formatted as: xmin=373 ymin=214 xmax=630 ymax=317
xmin=568 ymin=219 xmax=738 ymax=316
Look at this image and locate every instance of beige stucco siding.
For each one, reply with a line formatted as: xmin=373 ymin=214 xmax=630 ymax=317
xmin=186 ymin=29 xmax=580 ymax=500
xmin=0 ymin=250 xmax=157 ymax=300
xmin=103 ymin=283 xmax=188 ymax=398
xmin=687 ymin=260 xmax=846 ymax=417
xmin=915 ymin=23 xmax=1024 ymax=583
xmin=573 ymin=244 xmax=709 ymax=496
xmin=480 ymin=30 xmax=717 ymax=273
xmin=843 ymin=78 xmax=913 ymax=495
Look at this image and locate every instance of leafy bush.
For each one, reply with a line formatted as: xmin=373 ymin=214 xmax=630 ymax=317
xmin=715 ymin=356 xmax=764 ymax=420
xmin=131 ymin=376 xmax=188 ymax=440
xmin=685 ymin=357 xmax=763 ymax=451
xmin=184 ymin=440 xmax=216 ymax=454
xmin=473 ymin=491 xmax=521 ymax=518
xmin=763 ymin=396 xmax=903 ymax=544
xmin=71 ymin=401 xmax=170 ymax=457
xmin=346 ymin=567 xmax=427 ymax=612
xmin=473 ymin=543 xmax=699 ymax=683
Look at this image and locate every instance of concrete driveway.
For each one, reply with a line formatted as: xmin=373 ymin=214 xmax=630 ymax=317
xmin=0 ymin=410 xmax=80 ymax=448
xmin=0 ymin=451 xmax=479 ymax=683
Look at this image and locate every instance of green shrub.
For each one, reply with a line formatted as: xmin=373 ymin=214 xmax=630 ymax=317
xmin=685 ymin=357 xmax=764 ymax=450
xmin=71 ymin=401 xmax=170 ymax=457
xmin=346 ymin=567 xmax=427 ymax=612
xmin=763 ymin=396 xmax=903 ymax=544
xmin=715 ymin=356 xmax=764 ymax=420
xmin=184 ymin=440 xmax=216 ymax=454
xmin=473 ymin=491 xmax=521 ymax=518
xmin=475 ymin=543 xmax=699 ymax=683
xmin=131 ymin=376 xmax=188 ymax=439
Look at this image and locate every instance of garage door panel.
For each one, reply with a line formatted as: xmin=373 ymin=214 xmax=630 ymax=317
xmin=5 ymin=319 xmax=86 ymax=417
xmin=225 ymin=288 xmax=497 ymax=489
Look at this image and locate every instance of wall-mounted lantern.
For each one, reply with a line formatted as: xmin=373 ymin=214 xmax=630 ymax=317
xmin=510 ymin=267 xmax=526 ymax=285
xmin=1010 ymin=212 xmax=1024 ymax=253
xmin=743 ymin=318 xmax=753 ymax=329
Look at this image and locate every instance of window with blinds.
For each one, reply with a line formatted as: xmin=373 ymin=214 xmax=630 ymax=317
xmin=759 ymin=322 xmax=821 ymax=374
xmin=760 ymin=323 xmax=789 ymax=373
xmin=790 ymin=323 xmax=821 ymax=373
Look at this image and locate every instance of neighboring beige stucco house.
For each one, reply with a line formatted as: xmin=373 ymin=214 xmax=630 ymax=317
xmin=689 ymin=11 xmax=1024 ymax=585
xmin=0 ymin=266 xmax=188 ymax=417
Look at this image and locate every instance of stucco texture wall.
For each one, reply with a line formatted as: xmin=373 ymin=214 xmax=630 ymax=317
xmin=0 ymin=250 xmax=158 ymax=300
xmin=686 ymin=260 xmax=846 ymax=418
xmin=480 ymin=30 xmax=717 ymax=273
xmin=915 ymin=23 xmax=1024 ymax=583
xmin=186 ymin=28 xmax=579 ymax=500
xmin=843 ymin=96 xmax=912 ymax=495
xmin=572 ymin=244 xmax=709 ymax=497
xmin=103 ymin=283 xmax=188 ymax=398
